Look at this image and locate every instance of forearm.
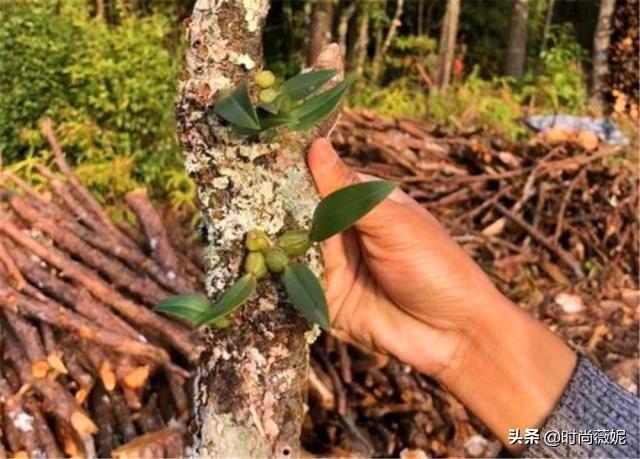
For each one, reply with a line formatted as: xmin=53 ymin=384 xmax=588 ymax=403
xmin=433 ymin=295 xmax=576 ymax=453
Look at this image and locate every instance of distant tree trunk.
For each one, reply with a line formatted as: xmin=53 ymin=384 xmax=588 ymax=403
xmin=590 ymin=0 xmax=616 ymax=107
xmin=435 ymin=0 xmax=460 ymax=89
xmin=541 ymin=0 xmax=555 ymax=54
xmin=337 ymin=2 xmax=356 ymax=60
xmin=307 ymin=0 xmax=335 ymax=66
xmin=371 ymin=0 xmax=388 ymax=68
xmin=348 ymin=4 xmax=370 ymax=75
xmin=371 ymin=0 xmax=404 ymax=81
xmin=96 ymin=0 xmax=105 ymax=20
xmin=176 ymin=0 xmax=343 ymax=456
xmin=504 ymin=0 xmax=530 ymax=77
xmin=417 ymin=0 xmax=425 ymax=36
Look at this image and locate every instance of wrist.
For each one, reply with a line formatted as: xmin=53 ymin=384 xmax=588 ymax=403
xmin=435 ymin=295 xmax=576 ymax=452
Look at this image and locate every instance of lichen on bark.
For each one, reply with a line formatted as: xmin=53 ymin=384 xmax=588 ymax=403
xmin=175 ymin=0 xmax=342 ymax=456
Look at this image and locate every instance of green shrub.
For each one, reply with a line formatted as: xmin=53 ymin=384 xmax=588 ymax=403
xmin=349 ymin=78 xmax=428 ymax=119
xmin=0 ymin=0 xmax=188 ymax=208
xmin=518 ymin=25 xmax=590 ymax=113
xmin=427 ymin=68 xmax=526 ymax=140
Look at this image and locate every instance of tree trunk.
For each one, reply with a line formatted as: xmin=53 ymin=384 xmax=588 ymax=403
xmin=590 ymin=0 xmax=616 ymax=107
xmin=541 ymin=0 xmax=555 ymax=55
xmin=349 ymin=4 xmax=370 ymax=75
xmin=96 ymin=0 xmax=105 ymax=20
xmin=371 ymin=0 xmax=388 ymax=72
xmin=435 ymin=0 xmax=460 ymax=89
xmin=504 ymin=0 xmax=530 ymax=78
xmin=337 ymin=2 xmax=356 ymax=61
xmin=307 ymin=0 xmax=335 ymax=66
xmin=372 ymin=0 xmax=404 ymax=81
xmin=175 ymin=1 xmax=342 ymax=456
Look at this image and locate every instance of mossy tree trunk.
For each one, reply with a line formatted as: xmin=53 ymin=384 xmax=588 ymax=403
xmin=175 ymin=0 xmax=342 ymax=457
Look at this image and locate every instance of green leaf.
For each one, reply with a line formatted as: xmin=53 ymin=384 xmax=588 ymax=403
xmin=155 ymin=294 xmax=211 ymax=324
xmin=197 ymin=274 xmax=257 ymax=326
xmin=282 ymin=264 xmax=330 ymax=330
xmin=210 ymin=317 xmax=232 ymax=328
xmin=288 ymin=80 xmax=349 ymax=132
xmin=309 ymin=181 xmax=396 ymax=242
xmin=257 ymin=95 xmax=282 ymax=115
xmin=258 ymin=112 xmax=292 ymax=130
xmin=214 ymin=83 xmax=260 ymax=130
xmin=281 ymin=69 xmax=336 ymax=101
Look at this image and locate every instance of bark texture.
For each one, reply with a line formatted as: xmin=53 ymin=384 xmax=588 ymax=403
xmin=504 ymin=0 xmax=530 ymax=78
xmin=307 ymin=0 xmax=334 ymax=66
xmin=175 ymin=1 xmax=341 ymax=456
xmin=435 ymin=0 xmax=460 ymax=89
xmin=590 ymin=0 xmax=616 ymax=106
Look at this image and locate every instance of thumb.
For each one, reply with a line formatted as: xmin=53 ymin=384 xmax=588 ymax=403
xmin=307 ymin=138 xmax=360 ymax=197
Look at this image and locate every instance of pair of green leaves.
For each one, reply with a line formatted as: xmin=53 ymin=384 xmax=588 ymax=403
xmin=155 ymin=180 xmax=396 ymax=330
xmin=155 ymin=263 xmax=329 ymax=329
xmin=155 ymin=274 xmax=257 ymax=328
xmin=214 ymin=69 xmax=349 ymax=135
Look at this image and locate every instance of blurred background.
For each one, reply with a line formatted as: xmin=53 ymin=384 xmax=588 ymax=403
xmin=1 ymin=0 xmax=637 ymax=213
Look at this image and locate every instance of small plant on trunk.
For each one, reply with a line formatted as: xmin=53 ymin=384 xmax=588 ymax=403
xmin=156 ymin=180 xmax=395 ymax=330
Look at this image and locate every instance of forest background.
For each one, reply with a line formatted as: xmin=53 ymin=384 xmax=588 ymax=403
xmin=2 ymin=0 xmax=636 ymax=225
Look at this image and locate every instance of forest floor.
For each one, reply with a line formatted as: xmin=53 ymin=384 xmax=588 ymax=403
xmin=0 ymin=109 xmax=636 ymax=458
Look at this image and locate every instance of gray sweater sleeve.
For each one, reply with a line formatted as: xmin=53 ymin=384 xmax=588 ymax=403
xmin=523 ymin=356 xmax=640 ymax=458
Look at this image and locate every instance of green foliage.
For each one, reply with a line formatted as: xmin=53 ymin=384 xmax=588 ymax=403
xmin=519 ymin=25 xmax=590 ymax=113
xmin=214 ymin=70 xmax=348 ymax=135
xmin=427 ymin=68 xmax=527 ymax=141
xmin=155 ymin=294 xmax=212 ymax=325
xmin=282 ymin=263 xmax=330 ymax=330
xmin=215 ymin=84 xmax=261 ymax=131
xmin=385 ymin=35 xmax=438 ymax=77
xmin=310 ymin=181 xmax=396 ymax=242
xmin=0 ymin=0 xmax=187 ymax=209
xmin=349 ymin=79 xmax=428 ymax=119
xmin=156 ymin=274 xmax=258 ymax=328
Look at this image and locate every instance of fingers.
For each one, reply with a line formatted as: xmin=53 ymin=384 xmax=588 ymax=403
xmin=307 ymin=138 xmax=360 ymax=197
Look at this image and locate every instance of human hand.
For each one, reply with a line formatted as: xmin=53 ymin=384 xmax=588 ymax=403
xmin=307 ymin=138 xmax=507 ymax=376
xmin=307 ymin=138 xmax=576 ymax=449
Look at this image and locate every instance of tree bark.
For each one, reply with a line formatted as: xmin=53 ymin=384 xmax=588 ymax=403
xmin=435 ymin=0 xmax=460 ymax=89
xmin=337 ymin=2 xmax=356 ymax=61
xmin=348 ymin=3 xmax=370 ymax=75
xmin=504 ymin=0 xmax=530 ymax=78
xmin=590 ymin=0 xmax=616 ymax=107
xmin=175 ymin=1 xmax=342 ymax=456
xmin=307 ymin=0 xmax=335 ymax=66
xmin=96 ymin=0 xmax=105 ymax=20
xmin=541 ymin=0 xmax=555 ymax=55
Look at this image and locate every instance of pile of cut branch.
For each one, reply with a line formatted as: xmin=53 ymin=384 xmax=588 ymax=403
xmin=608 ymin=0 xmax=639 ymax=117
xmin=0 ymin=120 xmax=203 ymax=458
xmin=0 ymin=110 xmax=636 ymax=458
xmin=300 ymin=108 xmax=638 ymax=457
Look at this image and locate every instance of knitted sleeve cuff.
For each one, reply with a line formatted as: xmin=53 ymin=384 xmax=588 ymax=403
xmin=523 ymin=356 xmax=639 ymax=458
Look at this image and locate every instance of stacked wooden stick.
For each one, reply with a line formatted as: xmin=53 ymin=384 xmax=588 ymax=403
xmin=299 ymin=108 xmax=638 ymax=457
xmin=0 ymin=109 xmax=636 ymax=458
xmin=0 ymin=120 xmax=203 ymax=458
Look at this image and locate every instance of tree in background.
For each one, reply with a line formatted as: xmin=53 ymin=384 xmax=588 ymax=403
xmin=308 ymin=0 xmax=335 ymax=66
xmin=504 ymin=0 xmax=531 ymax=77
xmin=590 ymin=0 xmax=616 ymax=107
xmin=435 ymin=0 xmax=460 ymax=88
